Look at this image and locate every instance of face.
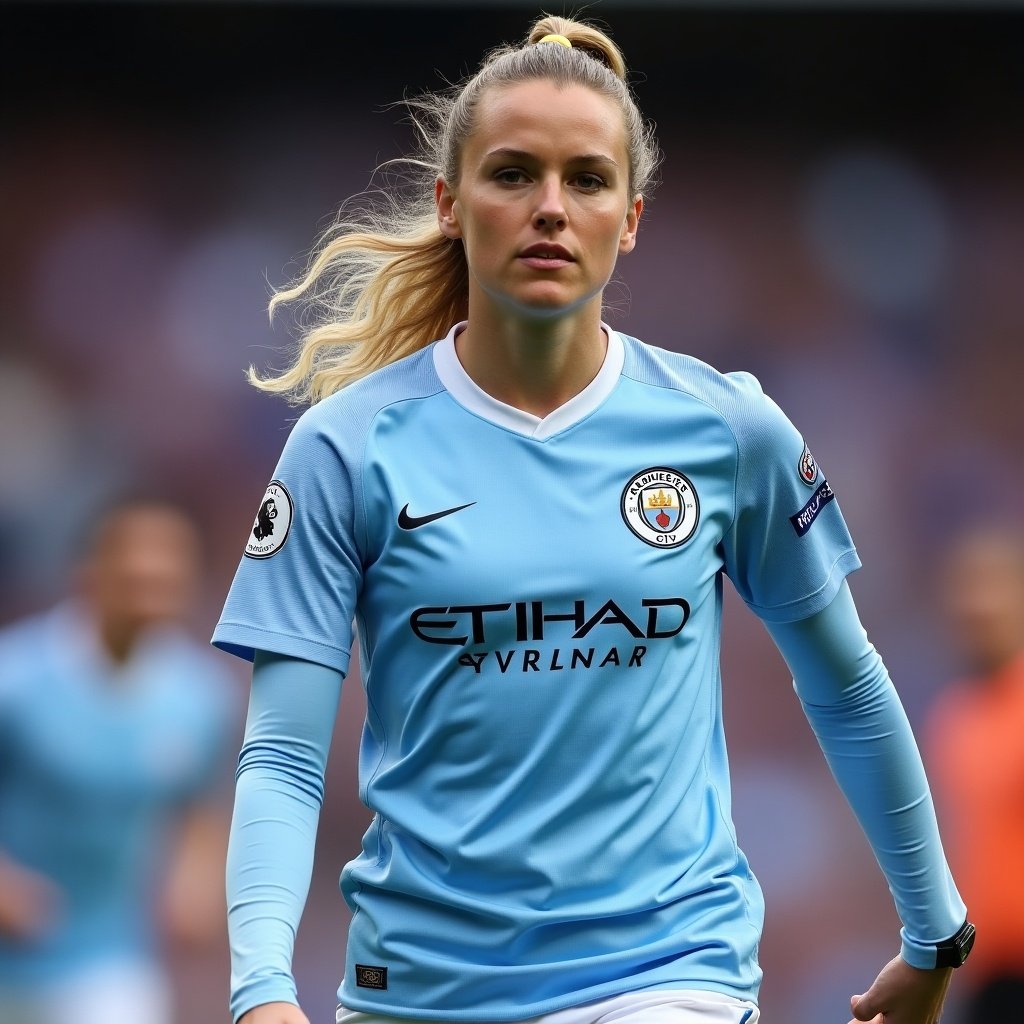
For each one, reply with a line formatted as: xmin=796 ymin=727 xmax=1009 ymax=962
xmin=941 ymin=534 xmax=1024 ymax=674
xmin=82 ymin=505 xmax=200 ymax=636
xmin=436 ymin=79 xmax=642 ymax=320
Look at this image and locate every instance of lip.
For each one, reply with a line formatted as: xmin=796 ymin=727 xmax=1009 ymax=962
xmin=519 ymin=243 xmax=575 ymax=262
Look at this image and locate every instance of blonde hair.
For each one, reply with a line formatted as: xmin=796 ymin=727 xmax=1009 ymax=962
xmin=254 ymin=14 xmax=660 ymax=405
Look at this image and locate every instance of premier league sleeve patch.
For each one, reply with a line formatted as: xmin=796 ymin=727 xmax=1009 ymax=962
xmin=244 ymin=480 xmax=294 ymax=559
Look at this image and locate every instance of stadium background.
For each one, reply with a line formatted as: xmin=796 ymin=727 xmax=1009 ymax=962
xmin=1 ymin=1 xmax=1021 ymax=1021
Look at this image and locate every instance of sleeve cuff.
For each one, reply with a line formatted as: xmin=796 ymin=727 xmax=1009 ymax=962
xmin=900 ymin=929 xmax=940 ymax=970
xmin=746 ymin=547 xmax=862 ymax=624
xmin=231 ymin=975 xmax=300 ymax=1024
xmin=900 ymin=917 xmax=972 ymax=970
xmin=212 ymin=622 xmax=352 ymax=674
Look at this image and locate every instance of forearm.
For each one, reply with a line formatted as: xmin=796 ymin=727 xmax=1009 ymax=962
xmin=227 ymin=652 xmax=342 ymax=1022
xmin=0 ymin=850 xmax=62 ymax=939
xmin=766 ymin=582 xmax=966 ymax=966
xmin=227 ymin=763 xmax=319 ymax=1016
xmin=162 ymin=802 xmax=230 ymax=947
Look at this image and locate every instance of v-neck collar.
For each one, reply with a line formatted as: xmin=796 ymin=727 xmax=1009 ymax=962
xmin=432 ymin=322 xmax=624 ymax=440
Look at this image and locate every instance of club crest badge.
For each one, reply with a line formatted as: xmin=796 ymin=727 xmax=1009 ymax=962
xmin=244 ymin=480 xmax=293 ymax=559
xmin=621 ymin=467 xmax=699 ymax=548
xmin=798 ymin=444 xmax=819 ymax=487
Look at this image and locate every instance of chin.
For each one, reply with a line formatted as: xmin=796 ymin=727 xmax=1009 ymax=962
xmin=127 ymin=609 xmax=178 ymax=633
xmin=503 ymin=289 xmax=593 ymax=320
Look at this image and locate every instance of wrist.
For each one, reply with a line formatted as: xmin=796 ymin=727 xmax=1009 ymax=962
xmin=900 ymin=918 xmax=976 ymax=970
xmin=237 ymin=1001 xmax=302 ymax=1024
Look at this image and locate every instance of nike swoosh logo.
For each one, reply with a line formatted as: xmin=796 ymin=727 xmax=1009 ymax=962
xmin=398 ymin=502 xmax=476 ymax=530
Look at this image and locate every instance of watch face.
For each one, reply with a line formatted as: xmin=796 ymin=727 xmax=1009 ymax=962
xmin=937 ymin=921 xmax=976 ymax=968
xmin=955 ymin=922 xmax=977 ymax=961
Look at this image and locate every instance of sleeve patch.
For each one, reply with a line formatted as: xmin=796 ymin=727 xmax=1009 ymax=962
xmin=790 ymin=480 xmax=835 ymax=537
xmin=798 ymin=444 xmax=819 ymax=486
xmin=244 ymin=480 xmax=294 ymax=558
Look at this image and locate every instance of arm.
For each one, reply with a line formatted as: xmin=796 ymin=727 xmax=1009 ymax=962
xmin=160 ymin=800 xmax=230 ymax=948
xmin=766 ymin=580 xmax=967 ymax=1024
xmin=161 ymin=663 xmax=240 ymax=949
xmin=0 ymin=644 xmax=63 ymax=942
xmin=0 ymin=851 xmax=63 ymax=941
xmin=226 ymin=651 xmax=343 ymax=1024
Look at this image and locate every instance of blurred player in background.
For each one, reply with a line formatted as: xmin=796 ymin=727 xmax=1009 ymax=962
xmin=0 ymin=497 xmax=236 ymax=1024
xmin=214 ymin=12 xmax=973 ymax=1024
xmin=927 ymin=527 xmax=1024 ymax=1024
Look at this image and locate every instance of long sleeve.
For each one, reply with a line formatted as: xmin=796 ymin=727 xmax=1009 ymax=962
xmin=226 ymin=651 xmax=343 ymax=1023
xmin=765 ymin=581 xmax=967 ymax=968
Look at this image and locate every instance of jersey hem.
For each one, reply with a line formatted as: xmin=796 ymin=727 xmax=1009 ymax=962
xmin=743 ymin=548 xmax=862 ymax=624
xmin=336 ymin=979 xmax=759 ymax=1021
xmin=212 ymin=623 xmax=352 ymax=674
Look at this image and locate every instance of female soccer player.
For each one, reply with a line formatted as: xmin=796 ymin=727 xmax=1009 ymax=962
xmin=214 ymin=15 xmax=973 ymax=1024
xmin=0 ymin=498 xmax=234 ymax=1024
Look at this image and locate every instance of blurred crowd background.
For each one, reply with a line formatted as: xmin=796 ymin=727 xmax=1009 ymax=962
xmin=2 ymin=2 xmax=1022 ymax=1022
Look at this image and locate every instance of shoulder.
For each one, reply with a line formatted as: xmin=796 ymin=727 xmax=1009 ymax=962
xmin=619 ymin=333 xmax=793 ymax=445
xmin=0 ymin=607 xmax=60 ymax=665
xmin=151 ymin=630 xmax=239 ymax=720
xmin=271 ymin=346 xmax=447 ymax=499
xmin=296 ymin=345 xmax=446 ymax=443
xmin=0 ymin=609 xmax=50 ymax=653
xmin=0 ymin=608 xmax=62 ymax=703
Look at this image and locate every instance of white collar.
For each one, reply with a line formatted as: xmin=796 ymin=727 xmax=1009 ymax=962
xmin=432 ymin=322 xmax=624 ymax=440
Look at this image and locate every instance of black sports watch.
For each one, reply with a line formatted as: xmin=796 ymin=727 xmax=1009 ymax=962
xmin=934 ymin=919 xmax=976 ymax=969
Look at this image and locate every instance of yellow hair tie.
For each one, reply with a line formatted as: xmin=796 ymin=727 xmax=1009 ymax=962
xmin=537 ymin=33 xmax=572 ymax=48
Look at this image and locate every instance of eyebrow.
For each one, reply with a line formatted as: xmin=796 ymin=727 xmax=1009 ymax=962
xmin=483 ymin=147 xmax=619 ymax=167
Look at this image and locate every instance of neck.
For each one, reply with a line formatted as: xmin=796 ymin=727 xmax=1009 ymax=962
xmin=98 ymin=619 xmax=141 ymax=666
xmin=455 ymin=303 xmax=607 ymax=418
xmin=973 ymin=644 xmax=1024 ymax=680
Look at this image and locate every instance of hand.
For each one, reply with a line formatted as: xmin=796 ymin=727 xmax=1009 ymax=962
xmin=238 ymin=1002 xmax=311 ymax=1024
xmin=0 ymin=857 xmax=63 ymax=941
xmin=850 ymin=955 xmax=953 ymax=1024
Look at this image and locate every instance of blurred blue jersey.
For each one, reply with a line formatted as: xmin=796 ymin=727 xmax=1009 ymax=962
xmin=215 ymin=326 xmax=861 ymax=1017
xmin=0 ymin=604 xmax=234 ymax=987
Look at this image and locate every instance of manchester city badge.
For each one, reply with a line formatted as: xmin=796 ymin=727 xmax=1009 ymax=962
xmin=621 ymin=467 xmax=699 ymax=548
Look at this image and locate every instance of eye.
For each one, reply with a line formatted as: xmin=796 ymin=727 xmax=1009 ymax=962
xmin=494 ymin=168 xmax=528 ymax=185
xmin=573 ymin=172 xmax=607 ymax=192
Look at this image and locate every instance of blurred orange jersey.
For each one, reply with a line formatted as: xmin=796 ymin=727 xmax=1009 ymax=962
xmin=927 ymin=653 xmax=1024 ymax=985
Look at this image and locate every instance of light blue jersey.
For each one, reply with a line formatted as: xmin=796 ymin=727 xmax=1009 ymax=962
xmin=215 ymin=326 xmax=862 ymax=1017
xmin=0 ymin=604 xmax=234 ymax=988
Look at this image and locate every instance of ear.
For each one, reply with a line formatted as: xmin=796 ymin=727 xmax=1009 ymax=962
xmin=436 ymin=177 xmax=462 ymax=240
xmin=618 ymin=195 xmax=643 ymax=255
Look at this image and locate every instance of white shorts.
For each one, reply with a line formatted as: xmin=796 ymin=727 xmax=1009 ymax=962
xmin=0 ymin=959 xmax=172 ymax=1024
xmin=338 ymin=990 xmax=759 ymax=1024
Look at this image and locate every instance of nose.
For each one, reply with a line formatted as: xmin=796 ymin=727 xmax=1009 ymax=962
xmin=533 ymin=177 xmax=567 ymax=230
